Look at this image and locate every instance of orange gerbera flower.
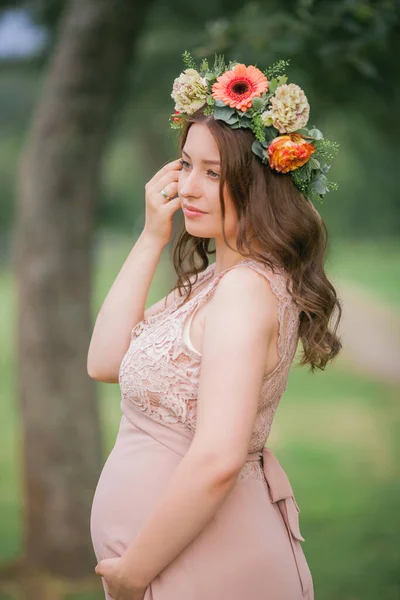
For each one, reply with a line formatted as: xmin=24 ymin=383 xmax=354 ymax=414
xmin=212 ymin=63 xmax=269 ymax=111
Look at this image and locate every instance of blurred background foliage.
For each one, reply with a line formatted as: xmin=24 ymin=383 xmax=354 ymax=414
xmin=0 ymin=0 xmax=399 ymax=247
xmin=0 ymin=1 xmax=399 ymax=599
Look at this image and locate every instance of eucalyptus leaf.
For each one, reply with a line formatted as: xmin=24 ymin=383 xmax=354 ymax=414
xmin=294 ymin=128 xmax=309 ymax=136
xmin=264 ymin=126 xmax=279 ymax=142
xmin=214 ymin=99 xmax=230 ymax=108
xmin=252 ymin=140 xmax=267 ymax=161
xmin=220 ymin=114 xmax=240 ymax=125
xmin=308 ymin=128 xmax=324 ymax=140
xmin=309 ymin=173 xmax=328 ymax=195
xmin=239 ymin=119 xmax=253 ymax=129
xmin=268 ymin=78 xmax=279 ymax=94
xmin=213 ymin=106 xmax=236 ymax=122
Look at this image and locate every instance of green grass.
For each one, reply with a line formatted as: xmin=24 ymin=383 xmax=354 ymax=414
xmin=1 ymin=233 xmax=399 ymax=600
xmin=329 ymin=237 xmax=400 ymax=311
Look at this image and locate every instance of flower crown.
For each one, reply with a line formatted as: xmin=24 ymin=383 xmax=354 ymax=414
xmin=170 ymin=51 xmax=339 ymax=204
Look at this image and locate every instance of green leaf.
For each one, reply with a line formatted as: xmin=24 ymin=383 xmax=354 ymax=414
xmin=308 ymin=128 xmax=324 ymax=140
xmin=213 ymin=109 xmax=239 ymax=126
xmin=263 ymin=59 xmax=290 ymax=80
xmin=214 ymin=99 xmax=231 ymax=108
xmin=252 ymin=140 xmax=267 ymax=161
xmin=264 ymin=126 xmax=279 ymax=142
xmin=294 ymin=127 xmax=309 ymax=136
xmin=213 ymin=105 xmax=235 ymax=119
xmin=182 ymin=50 xmax=197 ymax=71
xmin=293 ymin=164 xmax=311 ymax=183
xmin=199 ymin=58 xmax=209 ymax=73
xmin=268 ymin=78 xmax=279 ymax=94
xmin=239 ymin=113 xmax=253 ymax=123
xmin=309 ymin=157 xmax=320 ymax=170
xmin=309 ymin=173 xmax=328 ymax=195
xmin=238 ymin=119 xmax=252 ymax=129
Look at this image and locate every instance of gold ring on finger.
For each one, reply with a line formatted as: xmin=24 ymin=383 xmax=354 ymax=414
xmin=160 ymin=188 xmax=170 ymax=200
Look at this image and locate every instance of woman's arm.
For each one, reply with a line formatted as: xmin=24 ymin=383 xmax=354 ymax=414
xmin=117 ymin=266 xmax=278 ymax=588
xmin=87 ymin=158 xmax=183 ymax=383
xmin=87 ymin=230 xmax=165 ymax=382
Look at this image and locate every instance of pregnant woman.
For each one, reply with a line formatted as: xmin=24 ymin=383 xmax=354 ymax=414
xmin=88 ymin=52 xmax=342 ymax=600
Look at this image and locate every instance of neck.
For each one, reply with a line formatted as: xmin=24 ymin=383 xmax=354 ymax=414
xmin=213 ymin=237 xmax=247 ymax=276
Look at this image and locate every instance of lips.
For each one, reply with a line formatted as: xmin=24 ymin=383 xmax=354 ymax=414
xmin=184 ymin=204 xmax=207 ymax=214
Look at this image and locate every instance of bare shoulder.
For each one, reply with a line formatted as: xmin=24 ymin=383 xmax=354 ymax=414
xmin=206 ymin=265 xmax=280 ymax=336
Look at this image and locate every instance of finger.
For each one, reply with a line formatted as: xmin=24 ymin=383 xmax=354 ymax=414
xmin=149 ymin=168 xmax=182 ymax=196
xmin=159 ymin=182 xmax=179 ymax=203
xmin=163 ymin=195 xmax=182 ymax=214
xmin=149 ymin=158 xmax=182 ymax=188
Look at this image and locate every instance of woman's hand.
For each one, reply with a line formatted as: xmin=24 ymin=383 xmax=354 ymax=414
xmin=143 ymin=158 xmax=183 ymax=248
xmin=95 ymin=557 xmax=147 ymax=600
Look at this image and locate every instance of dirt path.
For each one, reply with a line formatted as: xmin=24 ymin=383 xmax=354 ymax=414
xmin=333 ymin=278 xmax=400 ymax=385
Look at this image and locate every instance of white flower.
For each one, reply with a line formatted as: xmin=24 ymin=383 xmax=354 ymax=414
xmin=267 ymin=83 xmax=310 ymax=133
xmin=171 ymin=69 xmax=209 ymax=115
xmin=260 ymin=109 xmax=274 ymax=127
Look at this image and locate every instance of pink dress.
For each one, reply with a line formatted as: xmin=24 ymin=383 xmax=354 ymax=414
xmin=90 ymin=258 xmax=314 ymax=600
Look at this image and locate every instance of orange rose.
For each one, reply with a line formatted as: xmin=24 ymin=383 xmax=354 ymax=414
xmin=267 ymin=133 xmax=315 ymax=173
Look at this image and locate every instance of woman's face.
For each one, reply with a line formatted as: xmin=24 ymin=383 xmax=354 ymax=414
xmin=178 ymin=123 xmax=238 ymax=241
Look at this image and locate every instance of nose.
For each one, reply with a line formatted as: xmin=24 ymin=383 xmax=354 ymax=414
xmin=179 ymin=167 xmax=201 ymax=198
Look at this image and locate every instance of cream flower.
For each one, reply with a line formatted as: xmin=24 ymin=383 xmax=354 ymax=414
xmin=171 ymin=68 xmax=208 ymax=115
xmin=266 ymin=83 xmax=310 ymax=134
xmin=260 ymin=109 xmax=274 ymax=127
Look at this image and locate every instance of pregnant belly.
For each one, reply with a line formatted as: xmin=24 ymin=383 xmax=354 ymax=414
xmin=90 ymin=415 xmax=183 ymax=561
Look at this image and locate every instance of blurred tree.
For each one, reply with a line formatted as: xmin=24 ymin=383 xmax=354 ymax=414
xmin=0 ymin=0 xmax=397 ymax=593
xmin=1 ymin=0 xmax=398 ymax=236
xmin=12 ymin=0 xmax=154 ymax=585
xmin=192 ymin=0 xmax=400 ymax=235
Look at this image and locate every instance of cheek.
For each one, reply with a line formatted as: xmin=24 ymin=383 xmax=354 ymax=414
xmin=222 ymin=195 xmax=239 ymax=230
xmin=222 ymin=192 xmax=236 ymax=218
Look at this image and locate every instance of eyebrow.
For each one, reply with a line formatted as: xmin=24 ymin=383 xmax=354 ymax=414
xmin=182 ymin=149 xmax=220 ymax=166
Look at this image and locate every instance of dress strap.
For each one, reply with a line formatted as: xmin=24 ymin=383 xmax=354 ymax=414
xmin=186 ymin=258 xmax=299 ymax=376
xmin=131 ymin=263 xmax=215 ymax=339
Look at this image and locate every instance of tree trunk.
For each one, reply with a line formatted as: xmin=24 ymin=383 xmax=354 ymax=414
xmin=13 ymin=0 xmax=155 ymax=579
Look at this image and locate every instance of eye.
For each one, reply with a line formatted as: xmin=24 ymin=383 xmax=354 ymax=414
xmin=179 ymin=159 xmax=220 ymax=180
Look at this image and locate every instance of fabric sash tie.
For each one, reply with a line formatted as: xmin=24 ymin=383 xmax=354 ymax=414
xmin=247 ymin=447 xmax=313 ymax=598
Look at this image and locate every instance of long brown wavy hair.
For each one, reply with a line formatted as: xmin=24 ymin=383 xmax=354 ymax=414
xmin=167 ymin=108 xmax=343 ymax=372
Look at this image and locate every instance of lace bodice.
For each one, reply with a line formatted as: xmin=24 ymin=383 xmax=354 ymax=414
xmin=118 ymin=258 xmax=301 ymax=480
